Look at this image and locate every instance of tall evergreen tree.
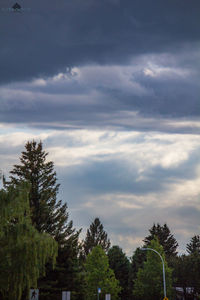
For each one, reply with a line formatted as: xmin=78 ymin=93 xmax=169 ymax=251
xmin=186 ymin=235 xmax=200 ymax=254
xmin=143 ymin=223 xmax=178 ymax=258
xmin=8 ymin=140 xmax=69 ymax=242
xmin=83 ymin=217 xmax=111 ymax=257
xmin=0 ymin=182 xmax=57 ymax=300
xmin=8 ymin=141 xmax=81 ymax=300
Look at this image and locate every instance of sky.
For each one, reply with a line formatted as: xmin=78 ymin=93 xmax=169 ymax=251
xmin=0 ymin=0 xmax=200 ymax=256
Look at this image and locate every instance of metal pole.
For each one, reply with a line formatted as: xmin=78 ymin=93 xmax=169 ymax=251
xmin=97 ymin=288 xmax=101 ymax=300
xmin=141 ymin=247 xmax=166 ymax=298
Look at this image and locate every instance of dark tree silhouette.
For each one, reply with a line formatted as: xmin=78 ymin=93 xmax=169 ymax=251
xmin=108 ymin=245 xmax=131 ymax=300
xmin=143 ymin=223 xmax=178 ymax=258
xmin=186 ymin=235 xmax=200 ymax=254
xmin=8 ymin=140 xmax=74 ymax=243
xmin=83 ymin=217 xmax=111 ymax=257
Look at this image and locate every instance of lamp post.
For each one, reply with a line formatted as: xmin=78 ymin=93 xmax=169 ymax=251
xmin=141 ymin=247 xmax=167 ymax=299
xmin=97 ymin=287 xmax=101 ymax=300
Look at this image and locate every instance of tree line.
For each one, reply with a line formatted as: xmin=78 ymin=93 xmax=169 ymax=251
xmin=0 ymin=140 xmax=199 ymax=300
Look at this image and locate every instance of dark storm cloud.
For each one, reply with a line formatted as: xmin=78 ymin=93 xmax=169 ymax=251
xmin=0 ymin=55 xmax=200 ymax=132
xmin=1 ymin=0 xmax=200 ymax=83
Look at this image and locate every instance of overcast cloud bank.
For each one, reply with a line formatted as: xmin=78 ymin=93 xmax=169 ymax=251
xmin=0 ymin=0 xmax=199 ymax=255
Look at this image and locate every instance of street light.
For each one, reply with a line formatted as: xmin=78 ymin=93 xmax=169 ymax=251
xmin=97 ymin=287 xmax=101 ymax=300
xmin=141 ymin=247 xmax=167 ymax=299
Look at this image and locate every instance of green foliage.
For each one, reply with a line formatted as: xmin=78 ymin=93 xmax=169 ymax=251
xmin=130 ymin=247 xmax=147 ymax=294
xmin=8 ymin=140 xmax=69 ymax=243
xmin=131 ymin=247 xmax=146 ymax=277
xmin=85 ymin=246 xmax=121 ymax=300
xmin=133 ymin=238 xmax=173 ymax=300
xmin=83 ymin=218 xmax=111 ymax=257
xmin=0 ymin=182 xmax=58 ymax=300
xmin=108 ymin=245 xmax=131 ymax=300
xmin=172 ymin=252 xmax=200 ymax=299
xmin=38 ymin=230 xmax=83 ymax=300
xmin=173 ymin=255 xmax=191 ymax=293
xmin=144 ymin=223 xmax=178 ymax=258
xmin=7 ymin=140 xmax=81 ymax=299
xmin=175 ymin=252 xmax=200 ymax=296
xmin=187 ymin=252 xmax=200 ymax=296
xmin=186 ymin=235 xmax=200 ymax=254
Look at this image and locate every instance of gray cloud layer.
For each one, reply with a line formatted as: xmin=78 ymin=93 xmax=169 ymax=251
xmin=1 ymin=0 xmax=200 ymax=132
xmin=1 ymin=0 xmax=200 ymax=83
xmin=0 ymin=54 xmax=200 ymax=132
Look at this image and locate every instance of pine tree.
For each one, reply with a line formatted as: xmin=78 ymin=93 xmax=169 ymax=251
xmin=143 ymin=223 xmax=178 ymax=258
xmin=0 ymin=182 xmax=58 ymax=300
xmin=83 ymin=218 xmax=111 ymax=257
xmin=186 ymin=235 xmax=200 ymax=254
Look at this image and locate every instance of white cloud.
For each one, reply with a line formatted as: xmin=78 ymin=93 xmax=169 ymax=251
xmin=32 ymin=78 xmax=47 ymax=86
xmin=1 ymin=128 xmax=198 ymax=173
xmin=0 ymin=131 xmax=50 ymax=147
xmin=46 ymin=130 xmax=200 ymax=176
xmin=143 ymin=64 xmax=189 ymax=79
xmin=111 ymin=234 xmax=143 ymax=255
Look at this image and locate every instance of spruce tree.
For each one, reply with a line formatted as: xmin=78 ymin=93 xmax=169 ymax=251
xmin=8 ymin=141 xmax=81 ymax=300
xmin=8 ymin=140 xmax=74 ymax=244
xmin=143 ymin=223 xmax=178 ymax=258
xmin=186 ymin=235 xmax=200 ymax=254
xmin=83 ymin=217 xmax=111 ymax=257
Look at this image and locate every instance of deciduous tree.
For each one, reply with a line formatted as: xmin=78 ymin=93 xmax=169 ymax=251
xmin=85 ymin=246 xmax=121 ymax=300
xmin=0 ymin=182 xmax=57 ymax=300
xmin=133 ymin=238 xmax=173 ymax=300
